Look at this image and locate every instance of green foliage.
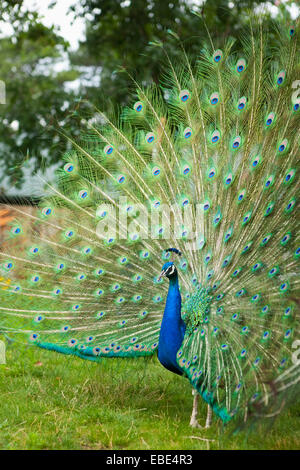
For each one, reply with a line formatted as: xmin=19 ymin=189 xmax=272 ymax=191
xmin=0 ymin=1 xmax=80 ymax=189
xmin=1 ymin=0 xmax=297 ymax=187
xmin=69 ymin=0 xmax=285 ymax=107
xmin=0 ymin=341 xmax=299 ymax=449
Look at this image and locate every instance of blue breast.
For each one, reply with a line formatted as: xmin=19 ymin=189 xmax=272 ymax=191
xmin=158 ymin=275 xmax=186 ymax=375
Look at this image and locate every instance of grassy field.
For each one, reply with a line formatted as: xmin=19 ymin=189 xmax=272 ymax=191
xmin=0 ymin=274 xmax=299 ymax=450
xmin=0 ymin=341 xmax=299 ymax=450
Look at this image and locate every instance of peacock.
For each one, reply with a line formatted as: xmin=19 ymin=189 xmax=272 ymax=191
xmin=0 ymin=14 xmax=299 ymax=431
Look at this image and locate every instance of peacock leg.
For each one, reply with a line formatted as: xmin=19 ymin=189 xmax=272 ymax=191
xmin=189 ymin=389 xmax=202 ymax=428
xmin=205 ymin=405 xmax=212 ymax=428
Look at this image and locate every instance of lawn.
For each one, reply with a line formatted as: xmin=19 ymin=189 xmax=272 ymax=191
xmin=0 ymin=275 xmax=299 ymax=450
xmin=0 ymin=341 xmax=299 ymax=450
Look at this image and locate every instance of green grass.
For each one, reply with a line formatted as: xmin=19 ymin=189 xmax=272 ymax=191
xmin=0 ymin=280 xmax=299 ymax=450
xmin=0 ymin=342 xmax=299 ymax=450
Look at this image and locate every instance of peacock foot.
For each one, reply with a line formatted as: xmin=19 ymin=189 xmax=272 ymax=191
xmin=190 ymin=390 xmax=212 ymax=428
xmin=189 ymin=418 xmax=211 ymax=429
xmin=189 ymin=417 xmax=203 ymax=429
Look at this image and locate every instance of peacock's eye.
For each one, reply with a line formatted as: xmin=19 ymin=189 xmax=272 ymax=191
xmin=276 ymin=71 xmax=285 ymax=86
xmin=134 ymin=101 xmax=143 ymax=112
xmin=179 ymin=89 xmax=190 ymax=102
xmin=232 ymin=136 xmax=241 ymax=149
xmin=236 ymin=58 xmax=246 ymax=73
xmin=104 ymin=144 xmax=114 ymax=155
xmin=118 ymin=175 xmax=126 ymax=184
xmin=210 ymin=92 xmax=219 ymax=105
xmin=146 ymin=132 xmax=155 ymax=144
xmin=289 ymin=28 xmax=295 ymax=37
xmin=211 ymin=130 xmax=220 ymax=143
xmin=183 ymin=127 xmax=192 ymax=139
xmin=79 ymin=190 xmax=88 ymax=199
xmin=64 ymin=163 xmax=74 ymax=173
xmin=293 ymin=102 xmax=299 ymax=111
xmin=213 ymin=49 xmax=223 ymax=63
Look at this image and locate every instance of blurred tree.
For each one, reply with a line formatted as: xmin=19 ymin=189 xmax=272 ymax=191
xmin=0 ymin=0 xmax=296 ymax=188
xmin=0 ymin=0 xmax=80 ymax=189
xmin=69 ymin=0 xmax=282 ymax=107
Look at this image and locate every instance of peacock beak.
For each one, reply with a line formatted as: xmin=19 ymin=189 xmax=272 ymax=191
xmin=157 ymin=269 xmax=166 ymax=282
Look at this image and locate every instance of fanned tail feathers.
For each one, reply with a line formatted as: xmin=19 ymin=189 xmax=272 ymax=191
xmin=0 ymin=17 xmax=299 ymax=426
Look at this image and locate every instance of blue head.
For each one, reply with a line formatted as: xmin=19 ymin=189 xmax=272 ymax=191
xmin=158 ymin=262 xmax=178 ymax=281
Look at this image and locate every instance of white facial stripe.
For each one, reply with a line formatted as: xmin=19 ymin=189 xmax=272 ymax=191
xmin=167 ymin=265 xmax=175 ymax=275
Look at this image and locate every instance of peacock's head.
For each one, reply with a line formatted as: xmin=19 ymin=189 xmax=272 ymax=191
xmin=158 ymin=247 xmax=182 ymax=281
xmin=158 ymin=262 xmax=177 ymax=281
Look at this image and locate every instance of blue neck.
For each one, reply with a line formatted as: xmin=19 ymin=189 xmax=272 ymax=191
xmin=158 ymin=275 xmax=186 ymax=375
